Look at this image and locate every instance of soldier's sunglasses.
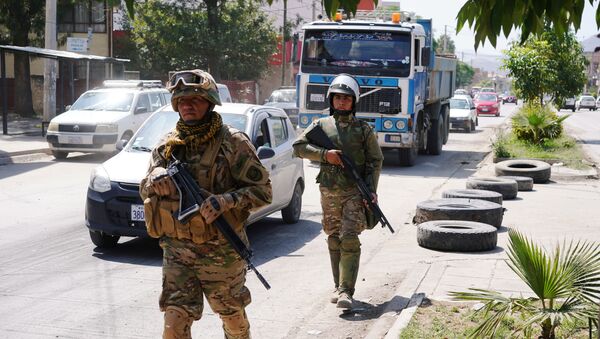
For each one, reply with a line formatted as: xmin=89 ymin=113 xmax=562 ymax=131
xmin=167 ymin=72 xmax=210 ymax=91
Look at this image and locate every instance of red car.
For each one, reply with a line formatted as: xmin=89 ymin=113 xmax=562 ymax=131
xmin=474 ymin=92 xmax=500 ymax=116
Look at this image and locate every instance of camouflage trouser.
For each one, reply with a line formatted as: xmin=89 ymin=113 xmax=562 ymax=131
xmin=320 ymin=186 xmax=364 ymax=296
xmin=159 ymin=237 xmax=251 ymax=339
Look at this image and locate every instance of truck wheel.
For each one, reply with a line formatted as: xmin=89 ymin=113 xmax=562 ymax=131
xmin=413 ymin=198 xmax=505 ymax=228
xmin=417 ymin=220 xmax=497 ymax=252
xmin=89 ymin=230 xmax=120 ymax=248
xmin=426 ymin=118 xmax=443 ymax=155
xmin=442 ymin=106 xmax=449 ymax=144
xmin=398 ymin=147 xmax=417 ymax=166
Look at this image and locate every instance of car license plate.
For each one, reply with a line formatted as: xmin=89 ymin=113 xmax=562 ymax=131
xmin=131 ymin=204 xmax=145 ymax=221
xmin=68 ymin=136 xmax=82 ymax=144
xmin=481 ymin=108 xmax=488 ymax=112
xmin=389 ymin=135 xmax=401 ymax=142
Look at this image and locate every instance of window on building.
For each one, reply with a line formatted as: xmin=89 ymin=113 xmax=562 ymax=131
xmin=58 ymin=1 xmax=107 ymax=33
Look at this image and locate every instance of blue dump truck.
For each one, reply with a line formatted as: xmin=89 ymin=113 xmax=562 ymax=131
xmin=297 ymin=11 xmax=457 ymax=166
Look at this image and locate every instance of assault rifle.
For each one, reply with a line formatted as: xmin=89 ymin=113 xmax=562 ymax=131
xmin=305 ymin=125 xmax=394 ymax=234
xmin=166 ymin=158 xmax=271 ymax=290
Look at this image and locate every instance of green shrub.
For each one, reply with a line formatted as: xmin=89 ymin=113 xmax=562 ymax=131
xmin=511 ymin=103 xmax=569 ymax=144
xmin=491 ymin=130 xmax=512 ymax=158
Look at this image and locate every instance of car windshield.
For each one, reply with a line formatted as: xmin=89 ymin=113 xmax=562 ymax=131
xmin=477 ymin=94 xmax=497 ymax=101
xmin=450 ymin=99 xmax=469 ymax=109
xmin=70 ymin=92 xmax=134 ymax=112
xmin=302 ymin=29 xmax=411 ymax=77
xmin=129 ymin=110 xmax=248 ymax=151
xmin=268 ymin=90 xmax=296 ymax=103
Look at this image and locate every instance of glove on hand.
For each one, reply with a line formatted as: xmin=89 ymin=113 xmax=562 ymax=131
xmin=149 ymin=167 xmax=178 ymax=199
xmin=200 ymin=193 xmax=237 ymax=224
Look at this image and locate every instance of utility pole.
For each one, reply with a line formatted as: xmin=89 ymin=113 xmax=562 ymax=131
xmin=311 ymin=0 xmax=316 ymax=21
xmin=281 ymin=0 xmax=287 ymax=86
xmin=44 ymin=0 xmax=57 ymax=123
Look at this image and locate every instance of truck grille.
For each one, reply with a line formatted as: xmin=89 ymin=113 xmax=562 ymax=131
xmin=305 ymin=84 xmax=401 ymax=114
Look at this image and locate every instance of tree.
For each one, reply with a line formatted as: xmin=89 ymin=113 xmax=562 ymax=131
xmin=0 ymin=0 xmax=45 ymax=117
xmin=451 ymin=229 xmax=600 ymax=339
xmin=456 ymin=0 xmax=600 ymax=49
xmin=456 ymin=61 xmax=474 ymax=88
xmin=502 ymin=39 xmax=552 ymax=105
xmin=434 ymin=34 xmax=455 ymax=54
xmin=130 ymin=0 xmax=276 ymax=81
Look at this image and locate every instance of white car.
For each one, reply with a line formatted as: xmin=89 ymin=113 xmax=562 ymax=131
xmin=46 ymin=80 xmax=171 ymax=159
xmin=85 ymin=103 xmax=305 ymax=247
xmin=576 ymin=95 xmax=597 ymax=111
xmin=449 ymin=95 xmax=477 ymax=132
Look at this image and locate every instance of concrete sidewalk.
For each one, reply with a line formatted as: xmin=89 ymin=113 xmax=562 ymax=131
xmin=0 ymin=114 xmax=50 ymax=165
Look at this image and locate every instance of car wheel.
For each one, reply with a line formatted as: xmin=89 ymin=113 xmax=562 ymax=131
xmin=52 ymin=150 xmax=69 ymax=160
xmin=281 ymin=181 xmax=303 ymax=224
xmin=463 ymin=121 xmax=471 ymax=133
xmin=417 ymin=220 xmax=497 ymax=252
xmin=89 ymin=230 xmax=120 ymax=248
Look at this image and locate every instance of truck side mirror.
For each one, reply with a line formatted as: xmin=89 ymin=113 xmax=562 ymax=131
xmin=421 ymin=47 xmax=431 ymax=67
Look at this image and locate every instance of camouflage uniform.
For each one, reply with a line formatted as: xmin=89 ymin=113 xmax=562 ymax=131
xmin=293 ymin=113 xmax=383 ymax=302
xmin=141 ymin=71 xmax=272 ymax=339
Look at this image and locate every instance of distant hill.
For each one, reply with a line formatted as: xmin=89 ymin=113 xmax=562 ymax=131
xmin=459 ymin=52 xmax=506 ymax=75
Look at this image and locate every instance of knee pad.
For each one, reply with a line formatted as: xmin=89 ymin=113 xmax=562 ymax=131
xmin=221 ymin=311 xmax=250 ymax=338
xmin=327 ymin=235 xmax=341 ymax=251
xmin=340 ymin=235 xmax=361 ymax=253
xmin=164 ymin=306 xmax=193 ymax=339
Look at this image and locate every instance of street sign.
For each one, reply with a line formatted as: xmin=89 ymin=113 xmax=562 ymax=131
xmin=67 ymin=37 xmax=87 ymax=53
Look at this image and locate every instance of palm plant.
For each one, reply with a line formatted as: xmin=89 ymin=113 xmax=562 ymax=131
xmin=450 ymin=229 xmax=600 ymax=338
xmin=511 ymin=104 xmax=570 ymax=145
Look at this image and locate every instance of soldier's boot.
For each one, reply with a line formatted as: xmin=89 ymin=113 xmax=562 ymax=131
xmin=327 ymin=235 xmax=341 ymax=303
xmin=163 ymin=306 xmax=193 ymax=339
xmin=337 ymin=235 xmax=361 ymax=310
xmin=221 ymin=310 xmax=251 ymax=339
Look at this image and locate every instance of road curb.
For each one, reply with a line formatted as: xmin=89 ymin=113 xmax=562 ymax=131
xmin=364 ymin=262 xmax=431 ymax=339
xmin=0 ymin=151 xmax=51 ymax=165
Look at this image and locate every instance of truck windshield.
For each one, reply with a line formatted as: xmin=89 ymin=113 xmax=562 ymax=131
xmin=302 ymin=30 xmax=411 ymax=77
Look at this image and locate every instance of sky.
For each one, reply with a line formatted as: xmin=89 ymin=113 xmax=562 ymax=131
xmin=393 ymin=0 xmax=599 ymax=60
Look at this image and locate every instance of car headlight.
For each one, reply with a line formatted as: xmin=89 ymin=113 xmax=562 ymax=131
xmin=47 ymin=122 xmax=59 ymax=132
xmin=89 ymin=166 xmax=112 ymax=193
xmin=395 ymin=120 xmax=406 ymax=130
xmin=493 ymin=103 xmax=499 ymax=108
xmin=96 ymin=124 xmax=118 ymax=133
xmin=300 ymin=115 xmax=309 ymax=125
xmin=383 ymin=120 xmax=393 ymax=130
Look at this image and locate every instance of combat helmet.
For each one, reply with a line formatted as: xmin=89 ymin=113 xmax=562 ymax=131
xmin=167 ymin=69 xmax=222 ymax=112
xmin=327 ymin=74 xmax=360 ymax=115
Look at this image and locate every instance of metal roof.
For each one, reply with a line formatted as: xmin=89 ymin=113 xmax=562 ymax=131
xmin=0 ymin=45 xmax=129 ymax=63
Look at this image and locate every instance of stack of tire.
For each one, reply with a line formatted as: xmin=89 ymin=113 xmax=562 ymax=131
xmin=414 ymin=159 xmax=551 ymax=253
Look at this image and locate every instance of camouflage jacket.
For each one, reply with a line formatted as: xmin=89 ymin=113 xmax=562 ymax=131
xmin=140 ymin=125 xmax=272 ymax=245
xmin=293 ymin=115 xmax=383 ymax=191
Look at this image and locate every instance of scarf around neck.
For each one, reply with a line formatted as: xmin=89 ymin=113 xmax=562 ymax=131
xmin=164 ymin=111 xmax=223 ymax=160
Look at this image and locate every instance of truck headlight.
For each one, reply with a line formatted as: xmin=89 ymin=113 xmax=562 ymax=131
xmin=395 ymin=120 xmax=406 ymax=130
xmin=383 ymin=120 xmax=393 ymax=130
xmin=47 ymin=122 xmax=59 ymax=132
xmin=89 ymin=166 xmax=112 ymax=193
xmin=96 ymin=124 xmax=118 ymax=133
xmin=300 ymin=115 xmax=309 ymax=125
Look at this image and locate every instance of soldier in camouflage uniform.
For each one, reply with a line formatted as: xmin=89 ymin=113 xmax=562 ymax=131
xmin=140 ymin=69 xmax=272 ymax=339
xmin=293 ymin=74 xmax=383 ymax=310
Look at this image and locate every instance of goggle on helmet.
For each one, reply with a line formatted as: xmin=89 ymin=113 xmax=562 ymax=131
xmin=168 ymin=69 xmax=222 ymax=111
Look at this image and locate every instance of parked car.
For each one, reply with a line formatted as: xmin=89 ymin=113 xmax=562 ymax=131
xmin=449 ymin=95 xmax=477 ymax=132
xmin=46 ymin=80 xmax=170 ymax=159
xmin=217 ymin=83 xmax=233 ymax=103
xmin=85 ymin=103 xmax=305 ymax=247
xmin=561 ymin=97 xmax=576 ymax=112
xmin=503 ymin=94 xmax=517 ymax=104
xmin=264 ymin=87 xmax=299 ymax=126
xmin=480 ymin=87 xmax=496 ymax=94
xmin=454 ymin=89 xmax=469 ymax=96
xmin=576 ymin=95 xmax=597 ymax=111
xmin=470 ymin=86 xmax=481 ymax=98
xmin=474 ymin=92 xmax=500 ymax=116
xmin=597 ymin=96 xmax=600 ymax=109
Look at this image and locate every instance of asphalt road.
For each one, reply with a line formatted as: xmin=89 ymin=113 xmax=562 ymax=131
xmin=559 ymin=107 xmax=600 ymax=165
xmin=0 ymin=104 xmax=519 ymax=338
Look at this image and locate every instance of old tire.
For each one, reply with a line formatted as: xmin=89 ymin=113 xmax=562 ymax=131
xmin=417 ymin=220 xmax=497 ymax=252
xmin=414 ymin=198 xmax=504 ymax=228
xmin=466 ymin=177 xmax=518 ymax=200
xmin=89 ymin=230 xmax=120 ymax=248
xmin=442 ymin=189 xmax=503 ymax=205
xmin=495 ymin=159 xmax=551 ymax=183
xmin=427 ymin=118 xmax=443 ymax=155
xmin=497 ymin=175 xmax=534 ymax=191
xmin=281 ymin=181 xmax=303 ymax=224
